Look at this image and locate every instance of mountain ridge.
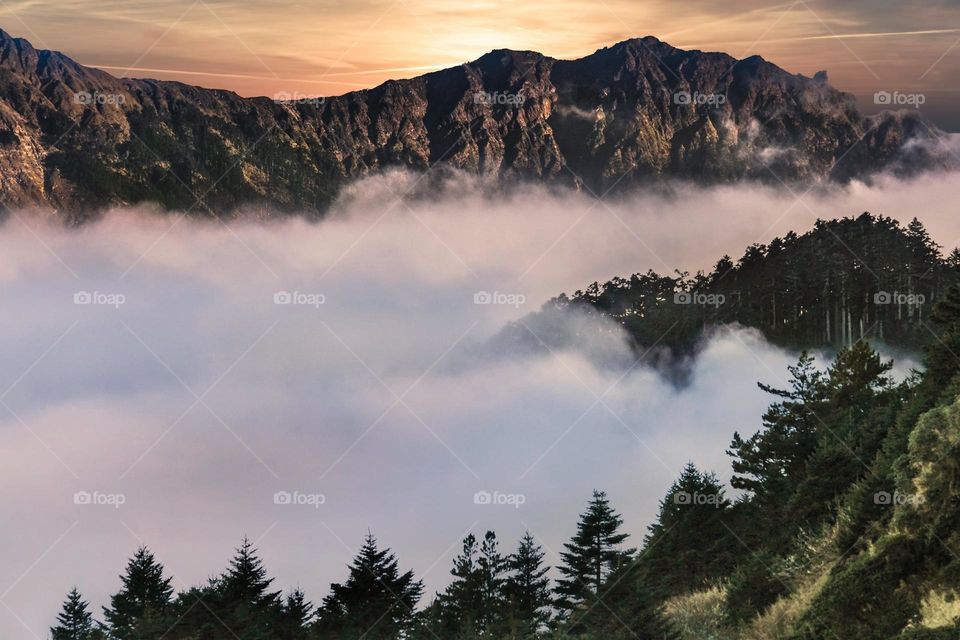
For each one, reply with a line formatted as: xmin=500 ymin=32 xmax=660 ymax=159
xmin=0 ymin=28 xmax=952 ymax=217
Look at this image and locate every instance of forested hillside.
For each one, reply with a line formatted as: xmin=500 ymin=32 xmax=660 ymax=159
xmin=520 ymin=213 xmax=960 ymax=355
xmin=48 ymin=216 xmax=960 ymax=639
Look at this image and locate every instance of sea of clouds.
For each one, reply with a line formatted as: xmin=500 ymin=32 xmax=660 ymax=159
xmin=1 ymin=169 xmax=951 ymax=638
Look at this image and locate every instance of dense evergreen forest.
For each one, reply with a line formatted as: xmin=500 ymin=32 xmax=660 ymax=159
xmin=531 ymin=213 xmax=960 ymax=353
xmin=50 ymin=215 xmax=960 ymax=639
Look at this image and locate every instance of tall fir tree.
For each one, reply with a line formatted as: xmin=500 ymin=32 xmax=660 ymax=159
xmin=728 ymin=352 xmax=824 ymax=497
xmin=217 ymin=536 xmax=282 ymax=639
xmin=103 ymin=546 xmax=174 ymax=640
xmin=477 ymin=531 xmax=508 ymax=637
xmin=51 ymin=588 xmax=95 ymax=640
xmin=315 ymin=532 xmax=422 ymax=640
xmin=503 ymin=532 xmax=551 ymax=638
xmin=432 ymin=533 xmax=484 ymax=638
xmin=727 ymin=351 xmax=825 ymax=543
xmin=554 ymin=490 xmax=635 ymax=620
xmin=428 ymin=531 xmax=509 ymax=639
xmin=786 ymin=342 xmax=895 ymax=528
xmin=641 ymin=463 xmax=736 ymax=598
xmin=277 ymin=588 xmax=313 ymax=640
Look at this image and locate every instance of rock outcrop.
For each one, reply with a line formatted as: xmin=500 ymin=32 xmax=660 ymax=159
xmin=0 ymin=30 xmax=951 ymax=216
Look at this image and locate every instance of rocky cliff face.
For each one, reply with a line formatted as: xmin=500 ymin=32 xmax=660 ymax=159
xmin=0 ymin=30 xmax=951 ymax=216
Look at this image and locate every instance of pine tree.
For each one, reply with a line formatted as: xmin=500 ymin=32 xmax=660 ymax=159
xmin=51 ymin=588 xmax=95 ymax=640
xmin=728 ymin=352 xmax=824 ymax=496
xmin=905 ymin=217 xmax=941 ymax=265
xmin=315 ymin=532 xmax=422 ymax=640
xmin=641 ymin=463 xmax=736 ymax=598
xmin=786 ymin=342 xmax=896 ymax=527
xmin=432 ymin=533 xmax=484 ymax=638
xmin=503 ymin=532 xmax=551 ymax=638
xmin=727 ymin=351 xmax=825 ymax=542
xmin=161 ymin=581 xmax=221 ymax=639
xmin=477 ymin=531 xmax=507 ymax=636
xmin=554 ymin=491 xmax=635 ymax=619
xmin=922 ymin=284 xmax=960 ymax=404
xmin=103 ymin=546 xmax=173 ymax=639
xmin=217 ymin=536 xmax=282 ymax=638
xmin=277 ymin=589 xmax=313 ymax=640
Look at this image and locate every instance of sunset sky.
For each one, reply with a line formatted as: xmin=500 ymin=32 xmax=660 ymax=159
xmin=3 ymin=0 xmax=960 ymax=126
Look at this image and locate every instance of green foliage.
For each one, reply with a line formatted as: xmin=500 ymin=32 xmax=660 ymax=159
xmin=554 ymin=490 xmax=635 ymax=621
xmin=897 ymin=626 xmax=960 ymax=640
xmin=430 ymin=532 xmax=486 ymax=637
xmin=536 ymin=214 xmax=958 ymax=354
xmin=315 ymin=532 xmax=422 ymax=640
xmin=102 ymin=546 xmax=173 ymax=640
xmin=723 ymin=551 xmax=789 ymax=624
xmin=51 ymin=588 xmax=96 ymax=640
xmin=277 ymin=589 xmax=314 ymax=640
xmin=793 ymin=534 xmax=926 ymax=640
xmin=503 ymin=532 xmax=552 ymax=637
xmin=642 ymin=463 xmax=737 ymax=599
xmin=217 ymin=536 xmax=283 ymax=638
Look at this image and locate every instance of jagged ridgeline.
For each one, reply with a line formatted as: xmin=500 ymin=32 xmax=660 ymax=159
xmin=0 ymin=28 xmax=954 ymax=215
xmin=525 ymin=213 xmax=959 ymax=353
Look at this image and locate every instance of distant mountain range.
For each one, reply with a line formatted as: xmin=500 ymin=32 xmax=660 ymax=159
xmin=0 ymin=28 xmax=954 ymax=216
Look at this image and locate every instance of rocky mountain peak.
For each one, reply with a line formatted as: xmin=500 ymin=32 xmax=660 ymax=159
xmin=0 ymin=27 xmax=952 ymax=217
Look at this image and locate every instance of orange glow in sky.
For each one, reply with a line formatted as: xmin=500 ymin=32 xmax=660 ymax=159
xmin=3 ymin=0 xmax=959 ymax=116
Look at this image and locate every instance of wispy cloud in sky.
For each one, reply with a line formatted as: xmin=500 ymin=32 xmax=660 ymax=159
xmin=3 ymin=0 xmax=960 ymax=127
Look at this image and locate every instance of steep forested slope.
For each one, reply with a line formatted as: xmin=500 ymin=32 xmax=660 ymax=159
xmin=45 ymin=216 xmax=960 ymax=640
xmin=509 ymin=213 xmax=959 ymax=358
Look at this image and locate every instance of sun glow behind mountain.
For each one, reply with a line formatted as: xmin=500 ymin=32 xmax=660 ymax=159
xmin=6 ymin=0 xmax=960 ymax=127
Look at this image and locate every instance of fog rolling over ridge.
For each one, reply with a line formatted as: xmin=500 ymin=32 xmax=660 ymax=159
xmin=0 ymin=171 xmax=947 ymax=639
